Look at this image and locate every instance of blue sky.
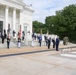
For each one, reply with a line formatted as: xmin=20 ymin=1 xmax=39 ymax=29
xmin=24 ymin=0 xmax=76 ymax=23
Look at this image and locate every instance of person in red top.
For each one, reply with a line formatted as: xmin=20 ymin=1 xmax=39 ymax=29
xmin=17 ymin=32 xmax=21 ymax=48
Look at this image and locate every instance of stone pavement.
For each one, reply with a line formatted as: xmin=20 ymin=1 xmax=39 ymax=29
xmin=0 ymin=45 xmax=76 ymax=75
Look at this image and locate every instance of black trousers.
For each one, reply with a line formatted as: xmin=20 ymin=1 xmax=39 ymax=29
xmin=45 ymin=40 xmax=48 ymax=46
xmin=39 ymin=42 xmax=41 ymax=47
xmin=2 ymin=38 xmax=4 ymax=44
xmin=7 ymin=42 xmax=10 ymax=49
xmin=39 ymin=40 xmax=41 ymax=47
xmin=53 ymin=43 xmax=55 ymax=48
xmin=48 ymin=42 xmax=50 ymax=49
xmin=56 ymin=44 xmax=59 ymax=51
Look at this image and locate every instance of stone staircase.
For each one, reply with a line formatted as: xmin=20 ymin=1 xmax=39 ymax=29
xmin=0 ymin=38 xmax=27 ymax=48
xmin=0 ymin=37 xmax=76 ymax=48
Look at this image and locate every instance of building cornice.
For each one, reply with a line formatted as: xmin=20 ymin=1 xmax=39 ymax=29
xmin=5 ymin=0 xmax=34 ymax=12
xmin=0 ymin=0 xmax=23 ymax=9
xmin=5 ymin=0 xmax=25 ymax=6
xmin=0 ymin=0 xmax=34 ymax=12
xmin=24 ymin=5 xmax=34 ymax=13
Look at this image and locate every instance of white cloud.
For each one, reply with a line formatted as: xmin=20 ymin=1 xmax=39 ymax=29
xmin=24 ymin=0 xmax=76 ymax=23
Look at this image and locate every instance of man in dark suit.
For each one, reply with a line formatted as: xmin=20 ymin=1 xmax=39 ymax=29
xmin=38 ymin=35 xmax=42 ymax=47
xmin=52 ymin=38 xmax=55 ymax=48
xmin=47 ymin=37 xmax=51 ymax=49
xmin=56 ymin=36 xmax=60 ymax=51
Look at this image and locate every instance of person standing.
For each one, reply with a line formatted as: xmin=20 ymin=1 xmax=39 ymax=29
xmin=47 ymin=37 xmax=51 ymax=49
xmin=4 ymin=29 xmax=7 ymax=39
xmin=1 ymin=31 xmax=5 ymax=44
xmin=13 ymin=30 xmax=16 ymax=37
xmin=63 ymin=36 xmax=69 ymax=46
xmin=56 ymin=36 xmax=60 ymax=51
xmin=52 ymin=38 xmax=55 ymax=48
xmin=17 ymin=32 xmax=21 ymax=48
xmin=39 ymin=35 xmax=42 ymax=47
xmin=22 ymin=31 xmax=25 ymax=41
xmin=7 ymin=33 xmax=10 ymax=49
xmin=63 ymin=36 xmax=70 ymax=52
xmin=44 ymin=35 xmax=48 ymax=46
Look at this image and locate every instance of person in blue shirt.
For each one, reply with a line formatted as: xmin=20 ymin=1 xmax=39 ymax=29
xmin=56 ymin=36 xmax=60 ymax=51
xmin=38 ymin=35 xmax=42 ymax=47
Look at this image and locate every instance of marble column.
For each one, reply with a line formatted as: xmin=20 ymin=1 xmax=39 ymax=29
xmin=20 ymin=10 xmax=23 ymax=31
xmin=5 ymin=6 xmax=9 ymax=33
xmin=13 ymin=8 xmax=16 ymax=31
xmin=19 ymin=10 xmax=23 ymax=37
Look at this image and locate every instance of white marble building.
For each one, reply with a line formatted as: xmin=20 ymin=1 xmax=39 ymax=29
xmin=0 ymin=0 xmax=34 ymax=40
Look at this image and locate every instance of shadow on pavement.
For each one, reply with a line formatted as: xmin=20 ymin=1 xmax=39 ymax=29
xmin=0 ymin=46 xmax=76 ymax=58
xmin=0 ymin=49 xmax=55 ymax=58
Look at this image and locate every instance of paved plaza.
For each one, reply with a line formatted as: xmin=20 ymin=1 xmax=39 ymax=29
xmin=0 ymin=45 xmax=76 ymax=75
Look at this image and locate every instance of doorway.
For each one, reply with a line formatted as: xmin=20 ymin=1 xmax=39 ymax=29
xmin=0 ymin=21 xmax=3 ymax=32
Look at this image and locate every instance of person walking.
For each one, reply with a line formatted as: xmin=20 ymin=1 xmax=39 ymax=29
xmin=56 ymin=36 xmax=60 ymax=51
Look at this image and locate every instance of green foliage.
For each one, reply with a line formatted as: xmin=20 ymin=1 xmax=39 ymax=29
xmin=33 ymin=4 xmax=76 ymax=43
xmin=33 ymin=20 xmax=44 ymax=33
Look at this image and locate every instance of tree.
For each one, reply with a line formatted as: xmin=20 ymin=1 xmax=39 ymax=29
xmin=56 ymin=4 xmax=76 ymax=41
xmin=45 ymin=4 xmax=76 ymax=42
xmin=33 ymin=4 xmax=76 ymax=43
xmin=33 ymin=20 xmax=44 ymax=33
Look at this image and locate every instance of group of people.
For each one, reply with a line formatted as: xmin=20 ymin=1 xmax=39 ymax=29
xmin=0 ymin=28 xmax=26 ymax=49
xmin=44 ymin=35 xmax=69 ymax=52
xmin=0 ymin=29 xmax=11 ymax=49
xmin=44 ymin=35 xmax=60 ymax=51
xmin=31 ymin=34 xmax=42 ymax=47
xmin=32 ymin=34 xmax=60 ymax=51
xmin=0 ymin=29 xmax=69 ymax=52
